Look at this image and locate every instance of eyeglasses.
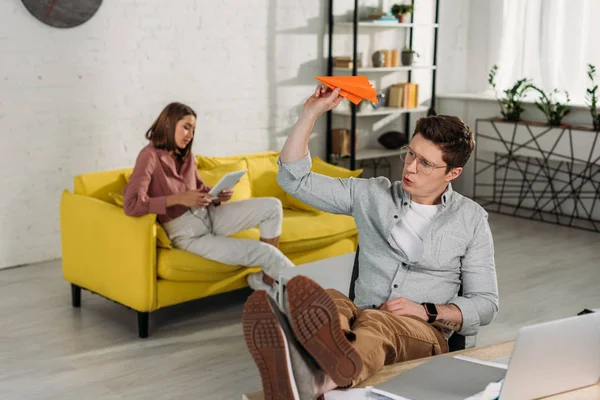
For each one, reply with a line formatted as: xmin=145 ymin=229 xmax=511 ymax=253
xmin=399 ymin=146 xmax=453 ymax=175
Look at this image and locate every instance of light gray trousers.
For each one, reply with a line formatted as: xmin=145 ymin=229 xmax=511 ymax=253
xmin=161 ymin=197 xmax=294 ymax=280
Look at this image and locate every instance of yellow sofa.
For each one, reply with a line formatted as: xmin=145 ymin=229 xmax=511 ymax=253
xmin=60 ymin=151 xmax=359 ymax=337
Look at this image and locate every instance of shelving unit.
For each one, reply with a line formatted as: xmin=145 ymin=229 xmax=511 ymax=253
xmin=332 ymin=105 xmax=429 ymax=117
xmin=355 ymin=148 xmax=405 ymax=161
xmin=337 ymin=22 xmax=439 ymax=28
xmin=325 ymin=0 xmax=441 ymax=173
xmin=334 ymin=65 xmax=436 ymax=73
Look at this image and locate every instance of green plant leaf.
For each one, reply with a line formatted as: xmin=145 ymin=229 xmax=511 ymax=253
xmin=535 ymin=102 xmax=545 ymax=114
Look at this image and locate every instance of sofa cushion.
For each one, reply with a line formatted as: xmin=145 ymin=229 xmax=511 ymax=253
xmin=74 ymin=168 xmax=131 ymax=203
xmin=245 ymin=153 xmax=288 ymax=202
xmin=196 ymin=151 xmax=279 ymax=169
xmin=198 ymin=160 xmax=252 ymax=202
xmin=279 ymin=209 xmax=357 ymax=253
xmin=156 ymin=235 xmax=357 ymax=282
xmin=196 ymin=151 xmax=287 ymax=202
xmin=157 ymin=248 xmax=255 ymax=282
xmin=156 ymin=228 xmax=261 ymax=281
xmin=285 ymin=157 xmax=363 ymax=213
xmin=156 ymin=210 xmax=357 ymax=281
xmin=224 ymin=211 xmax=357 ymax=253
xmin=124 ymin=169 xmax=133 ymax=183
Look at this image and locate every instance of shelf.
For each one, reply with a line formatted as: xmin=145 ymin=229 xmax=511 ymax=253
xmin=327 ymin=0 xmax=440 ymax=174
xmin=332 ymin=105 xmax=428 ymax=117
xmin=334 ymin=65 xmax=436 ymax=73
xmin=355 ymin=148 xmax=404 ymax=161
xmin=337 ymin=22 xmax=439 ymax=29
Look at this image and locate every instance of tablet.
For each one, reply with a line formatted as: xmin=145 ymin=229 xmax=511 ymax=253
xmin=208 ymin=169 xmax=247 ymax=199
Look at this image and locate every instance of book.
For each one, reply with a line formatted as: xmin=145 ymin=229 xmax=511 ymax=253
xmin=388 ymin=82 xmax=419 ymax=108
xmin=371 ymin=356 xmax=506 ymax=400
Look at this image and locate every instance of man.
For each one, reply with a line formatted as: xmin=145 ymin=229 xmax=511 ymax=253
xmin=242 ymin=86 xmax=499 ymax=399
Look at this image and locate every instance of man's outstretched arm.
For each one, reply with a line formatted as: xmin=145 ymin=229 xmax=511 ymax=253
xmin=280 ymin=86 xmax=342 ymax=163
xmin=277 ymin=87 xmax=368 ymax=216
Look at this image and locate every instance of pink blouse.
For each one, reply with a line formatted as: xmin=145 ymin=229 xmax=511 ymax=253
xmin=123 ymin=144 xmax=210 ymax=224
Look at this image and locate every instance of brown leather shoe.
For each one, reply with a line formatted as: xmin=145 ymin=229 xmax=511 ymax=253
xmin=285 ymin=276 xmax=363 ymax=388
xmin=243 ymin=291 xmax=299 ymax=400
xmin=243 ymin=290 xmax=330 ymax=400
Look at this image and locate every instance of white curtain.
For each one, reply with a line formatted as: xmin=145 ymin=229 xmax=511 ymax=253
xmin=492 ymin=0 xmax=600 ymax=104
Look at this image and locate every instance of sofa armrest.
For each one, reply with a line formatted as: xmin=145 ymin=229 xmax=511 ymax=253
xmin=60 ymin=190 xmax=157 ymax=312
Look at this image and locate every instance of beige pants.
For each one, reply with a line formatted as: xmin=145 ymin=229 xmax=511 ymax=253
xmin=328 ymin=289 xmax=449 ymax=386
xmin=161 ymin=198 xmax=294 ymax=279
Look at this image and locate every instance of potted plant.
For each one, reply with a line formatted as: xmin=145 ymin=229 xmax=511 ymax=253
xmin=586 ymin=64 xmax=600 ymax=131
xmin=488 ymin=64 xmax=533 ymax=121
xmin=401 ymin=47 xmax=419 ymax=66
xmin=391 ymin=4 xmax=414 ymax=23
xmin=531 ymin=86 xmax=572 ymax=126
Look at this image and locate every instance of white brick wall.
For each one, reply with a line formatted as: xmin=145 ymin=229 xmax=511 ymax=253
xmin=0 ymin=0 xmax=329 ymax=269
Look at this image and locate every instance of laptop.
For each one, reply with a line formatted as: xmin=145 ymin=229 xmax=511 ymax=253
xmin=371 ymin=312 xmax=600 ymax=400
xmin=498 ymin=311 xmax=600 ymax=399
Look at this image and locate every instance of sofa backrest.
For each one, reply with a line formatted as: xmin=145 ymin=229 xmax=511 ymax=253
xmin=72 ymin=151 xmax=282 ymax=203
xmin=71 ymin=150 xmax=362 ymax=213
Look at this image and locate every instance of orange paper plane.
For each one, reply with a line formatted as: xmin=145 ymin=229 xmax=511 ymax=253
xmin=315 ymin=76 xmax=378 ymax=105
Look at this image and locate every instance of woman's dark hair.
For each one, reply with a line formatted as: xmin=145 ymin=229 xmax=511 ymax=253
xmin=145 ymin=102 xmax=197 ymax=161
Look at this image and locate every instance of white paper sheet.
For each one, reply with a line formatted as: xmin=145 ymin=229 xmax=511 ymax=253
xmin=324 ymin=387 xmax=413 ymax=400
xmin=453 ymin=355 xmax=509 ymax=370
xmin=324 ymin=388 xmax=370 ymax=399
xmin=464 ymin=379 xmax=504 ymax=400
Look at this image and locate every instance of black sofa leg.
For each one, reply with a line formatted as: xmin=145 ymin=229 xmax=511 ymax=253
xmin=71 ymin=284 xmax=81 ymax=308
xmin=138 ymin=312 xmax=149 ymax=338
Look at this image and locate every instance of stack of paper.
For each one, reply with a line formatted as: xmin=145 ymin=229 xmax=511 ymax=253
xmin=324 ymin=388 xmax=370 ymax=399
xmin=369 ymin=356 xmax=506 ymax=400
xmin=315 ymin=76 xmax=379 ymax=105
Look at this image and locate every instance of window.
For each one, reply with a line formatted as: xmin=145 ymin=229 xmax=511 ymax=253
xmin=493 ymin=0 xmax=600 ymax=104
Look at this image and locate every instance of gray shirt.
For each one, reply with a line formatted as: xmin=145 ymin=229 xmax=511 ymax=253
xmin=277 ymin=153 xmax=499 ymax=337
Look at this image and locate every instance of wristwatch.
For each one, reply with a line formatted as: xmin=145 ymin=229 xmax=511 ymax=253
xmin=422 ymin=302 xmax=438 ymax=323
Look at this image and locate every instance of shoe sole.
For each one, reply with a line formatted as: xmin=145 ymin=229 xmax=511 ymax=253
xmin=286 ymin=276 xmax=363 ymax=388
xmin=242 ymin=291 xmax=300 ymax=400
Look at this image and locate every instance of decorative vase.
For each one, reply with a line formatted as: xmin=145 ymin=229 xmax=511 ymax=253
xmin=372 ymin=51 xmax=385 ymax=68
xmin=373 ymin=91 xmax=386 ymax=109
xmin=401 ymin=51 xmax=414 ymax=66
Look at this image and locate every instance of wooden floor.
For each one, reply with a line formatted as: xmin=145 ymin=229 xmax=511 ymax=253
xmin=0 ymin=213 xmax=598 ymax=399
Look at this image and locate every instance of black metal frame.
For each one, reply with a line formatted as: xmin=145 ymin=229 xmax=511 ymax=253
xmin=359 ymin=156 xmax=392 ymax=178
xmin=348 ymin=247 xmax=467 ymax=352
xmin=325 ymin=0 xmax=440 ymax=168
xmin=474 ymin=118 xmax=600 ymax=233
xmin=70 ymin=283 xmax=150 ymax=338
xmin=427 ymin=0 xmax=440 ymax=117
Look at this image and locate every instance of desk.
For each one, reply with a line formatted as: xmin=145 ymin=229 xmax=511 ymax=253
xmin=242 ymin=340 xmax=600 ymax=399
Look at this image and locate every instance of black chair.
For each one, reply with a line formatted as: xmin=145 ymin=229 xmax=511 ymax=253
xmin=348 ymin=246 xmax=467 ymax=352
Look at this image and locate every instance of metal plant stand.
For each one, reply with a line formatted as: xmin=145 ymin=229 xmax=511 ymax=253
xmin=474 ymin=118 xmax=600 ymax=232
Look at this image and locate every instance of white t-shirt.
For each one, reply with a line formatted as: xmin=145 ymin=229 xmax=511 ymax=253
xmin=390 ymin=201 xmax=441 ymax=263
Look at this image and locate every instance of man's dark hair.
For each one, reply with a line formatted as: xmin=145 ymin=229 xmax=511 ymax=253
xmin=414 ymin=115 xmax=475 ymax=173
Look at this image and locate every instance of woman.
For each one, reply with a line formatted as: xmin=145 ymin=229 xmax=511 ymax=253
xmin=122 ymin=102 xmax=293 ymax=290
